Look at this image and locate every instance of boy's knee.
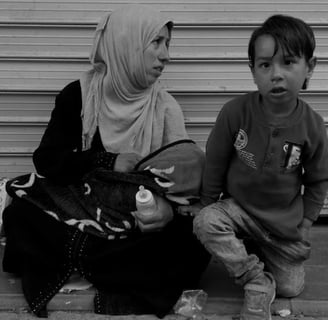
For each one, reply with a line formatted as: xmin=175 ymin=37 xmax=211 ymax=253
xmin=193 ymin=205 xmax=230 ymax=239
xmin=276 ymin=278 xmax=304 ymax=298
xmin=193 ymin=206 xmax=217 ymax=237
xmin=273 ymin=263 xmax=305 ymax=298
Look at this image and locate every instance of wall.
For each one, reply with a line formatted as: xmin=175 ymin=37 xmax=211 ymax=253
xmin=0 ymin=0 xmax=327 ymax=211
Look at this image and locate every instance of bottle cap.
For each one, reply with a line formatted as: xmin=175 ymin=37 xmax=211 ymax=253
xmin=136 ymin=185 xmax=153 ymax=203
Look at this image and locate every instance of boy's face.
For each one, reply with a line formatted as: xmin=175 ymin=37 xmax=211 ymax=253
xmin=251 ymin=35 xmax=316 ymax=112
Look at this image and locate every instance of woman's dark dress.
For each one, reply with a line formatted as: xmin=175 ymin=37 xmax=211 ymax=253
xmin=2 ymin=81 xmax=210 ymax=318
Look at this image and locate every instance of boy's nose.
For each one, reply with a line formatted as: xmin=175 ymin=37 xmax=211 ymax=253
xmin=271 ymin=64 xmax=283 ymax=82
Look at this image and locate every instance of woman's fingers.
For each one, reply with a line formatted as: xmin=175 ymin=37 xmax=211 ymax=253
xmin=114 ymin=153 xmax=142 ymax=172
xmin=177 ymin=202 xmax=204 ymax=217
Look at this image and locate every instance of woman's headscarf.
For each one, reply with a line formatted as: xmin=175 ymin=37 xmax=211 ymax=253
xmin=80 ymin=4 xmax=187 ymax=156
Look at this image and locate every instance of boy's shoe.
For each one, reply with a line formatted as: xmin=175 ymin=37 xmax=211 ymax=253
xmin=240 ymin=272 xmax=276 ymax=320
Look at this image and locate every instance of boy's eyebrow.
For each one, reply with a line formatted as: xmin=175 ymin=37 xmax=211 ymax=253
xmin=283 ymin=52 xmax=298 ymax=58
xmin=255 ymin=55 xmax=272 ymax=61
xmin=255 ymin=53 xmax=297 ymax=61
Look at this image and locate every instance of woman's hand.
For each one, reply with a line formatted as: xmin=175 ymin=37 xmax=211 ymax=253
xmin=177 ymin=202 xmax=204 ymax=217
xmin=132 ymin=195 xmax=173 ymax=232
xmin=114 ymin=153 xmax=142 ymax=172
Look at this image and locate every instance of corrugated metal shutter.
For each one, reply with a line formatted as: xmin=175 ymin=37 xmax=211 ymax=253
xmin=0 ymin=0 xmax=327 ymax=213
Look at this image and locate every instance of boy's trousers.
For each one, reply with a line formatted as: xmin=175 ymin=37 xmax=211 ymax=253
xmin=193 ymin=197 xmax=311 ymax=297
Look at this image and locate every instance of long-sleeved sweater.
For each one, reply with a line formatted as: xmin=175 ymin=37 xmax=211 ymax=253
xmin=201 ymin=91 xmax=328 ymax=240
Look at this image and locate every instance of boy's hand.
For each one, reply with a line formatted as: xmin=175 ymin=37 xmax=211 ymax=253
xmin=299 ymin=217 xmax=313 ymax=242
xmin=177 ymin=202 xmax=204 ymax=217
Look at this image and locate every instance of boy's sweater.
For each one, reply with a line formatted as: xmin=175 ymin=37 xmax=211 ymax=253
xmin=201 ymin=91 xmax=328 ymax=240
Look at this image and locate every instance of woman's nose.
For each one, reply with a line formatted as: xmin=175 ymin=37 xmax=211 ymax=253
xmin=159 ymin=45 xmax=170 ymax=62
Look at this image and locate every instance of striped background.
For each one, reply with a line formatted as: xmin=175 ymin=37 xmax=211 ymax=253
xmin=0 ymin=0 xmax=327 ymax=213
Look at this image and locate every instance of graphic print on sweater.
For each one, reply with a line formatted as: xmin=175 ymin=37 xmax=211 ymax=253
xmin=234 ymin=129 xmax=257 ymax=169
xmin=283 ymin=142 xmax=302 ymax=169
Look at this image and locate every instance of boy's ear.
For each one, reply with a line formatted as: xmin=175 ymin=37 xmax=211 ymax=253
xmin=303 ymin=56 xmax=317 ymax=90
xmin=307 ymin=56 xmax=317 ymax=77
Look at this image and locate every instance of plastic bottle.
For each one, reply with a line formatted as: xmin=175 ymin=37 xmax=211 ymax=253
xmin=135 ymin=185 xmax=157 ymax=217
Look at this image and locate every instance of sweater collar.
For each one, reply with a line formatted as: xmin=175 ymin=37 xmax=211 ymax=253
xmin=251 ymin=91 xmax=304 ymax=127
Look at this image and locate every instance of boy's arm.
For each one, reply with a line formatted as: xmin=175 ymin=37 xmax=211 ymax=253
xmin=177 ymin=104 xmax=237 ymax=216
xmin=302 ymin=119 xmax=328 ymax=225
xmin=200 ymin=105 xmax=236 ymax=206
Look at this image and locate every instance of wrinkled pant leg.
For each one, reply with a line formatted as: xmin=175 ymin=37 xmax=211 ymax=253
xmin=193 ymin=198 xmax=265 ymax=286
xmin=260 ymin=237 xmax=311 ymax=297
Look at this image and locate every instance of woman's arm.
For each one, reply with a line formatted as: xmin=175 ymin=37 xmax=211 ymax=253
xmin=33 ymin=81 xmax=117 ymax=184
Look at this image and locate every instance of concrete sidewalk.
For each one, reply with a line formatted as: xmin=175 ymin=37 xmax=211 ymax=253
xmin=1 ymin=223 xmax=328 ymax=319
xmin=2 ymin=313 xmax=328 ymax=320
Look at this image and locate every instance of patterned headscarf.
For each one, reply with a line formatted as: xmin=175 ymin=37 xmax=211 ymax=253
xmin=80 ymin=4 xmax=187 ymax=156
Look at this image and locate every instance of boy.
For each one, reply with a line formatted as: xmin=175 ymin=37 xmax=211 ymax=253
xmin=180 ymin=14 xmax=328 ymax=320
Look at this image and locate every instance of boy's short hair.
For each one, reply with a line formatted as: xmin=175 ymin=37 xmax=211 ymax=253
xmin=248 ymin=14 xmax=316 ymax=68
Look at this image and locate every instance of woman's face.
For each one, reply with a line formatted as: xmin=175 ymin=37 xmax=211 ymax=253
xmin=143 ymin=25 xmax=170 ymax=85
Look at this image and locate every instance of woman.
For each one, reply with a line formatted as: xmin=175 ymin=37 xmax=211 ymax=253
xmin=2 ymin=4 xmax=210 ymax=318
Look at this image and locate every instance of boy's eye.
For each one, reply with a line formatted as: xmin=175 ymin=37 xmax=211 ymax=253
xmin=284 ymin=59 xmax=295 ymax=65
xmin=259 ymin=62 xmax=270 ymax=69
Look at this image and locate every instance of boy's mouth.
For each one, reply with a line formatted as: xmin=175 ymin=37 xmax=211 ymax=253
xmin=271 ymin=87 xmax=286 ymax=94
